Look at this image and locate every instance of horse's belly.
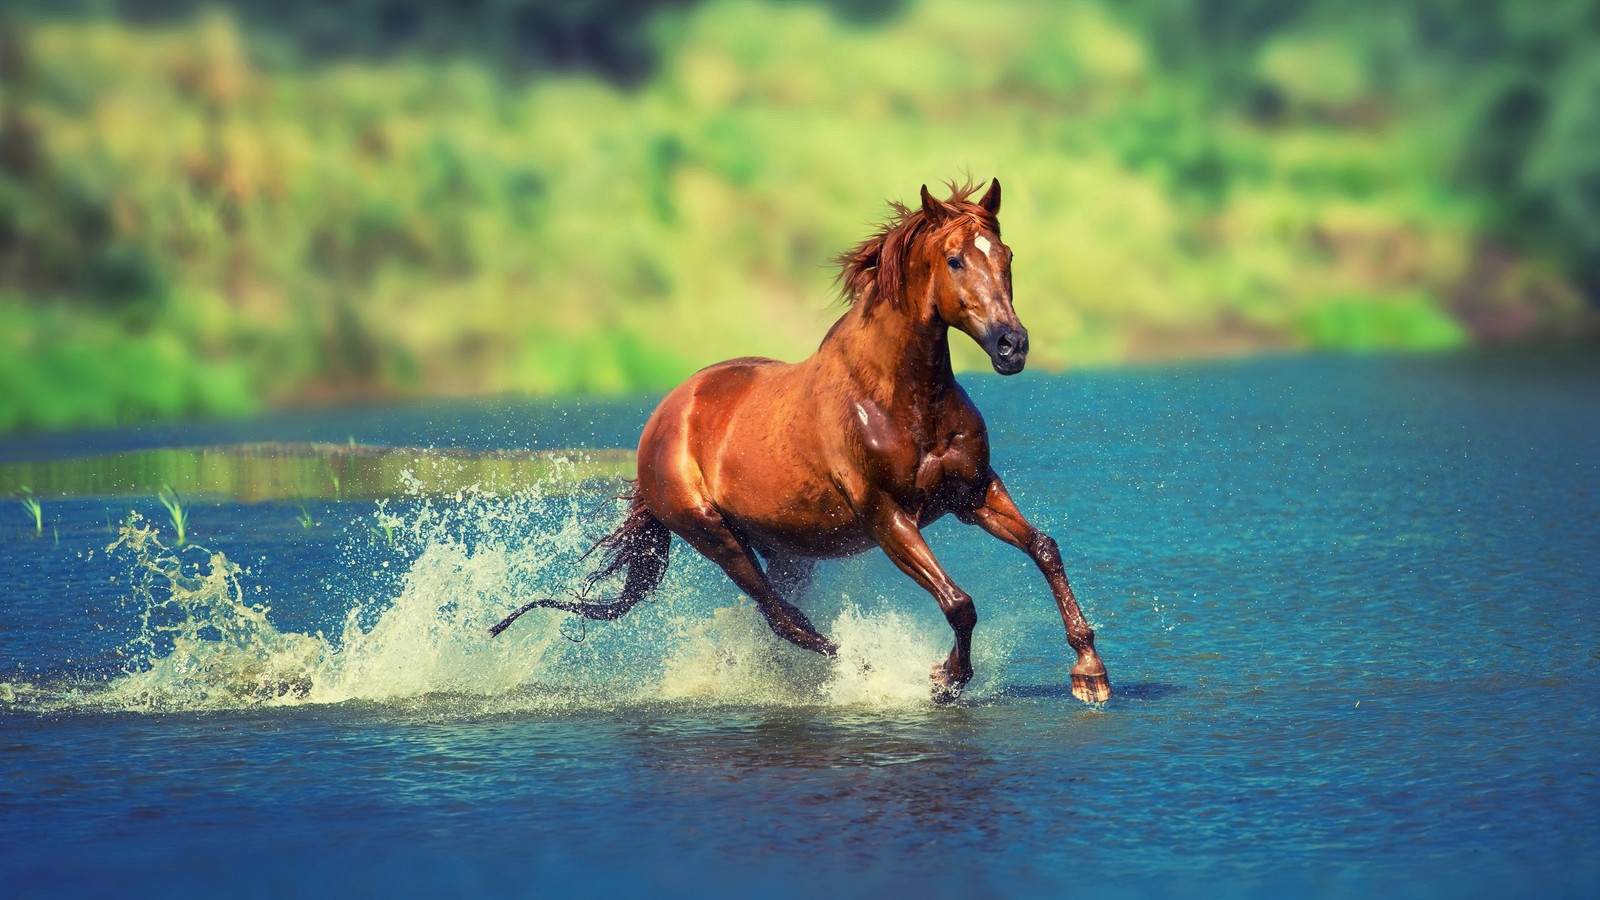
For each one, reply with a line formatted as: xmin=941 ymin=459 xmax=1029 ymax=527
xmin=739 ymin=518 xmax=878 ymax=559
xmin=716 ymin=469 xmax=873 ymax=558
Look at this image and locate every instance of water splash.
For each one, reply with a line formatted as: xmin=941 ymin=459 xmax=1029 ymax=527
xmin=100 ymin=513 xmax=324 ymax=710
xmin=4 ymin=476 xmax=995 ymax=715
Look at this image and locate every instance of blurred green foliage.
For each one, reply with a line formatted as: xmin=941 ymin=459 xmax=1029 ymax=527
xmin=0 ymin=0 xmax=1594 ymax=432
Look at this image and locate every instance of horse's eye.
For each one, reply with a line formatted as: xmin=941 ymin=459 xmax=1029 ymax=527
xmin=947 ymin=257 xmax=963 ymax=271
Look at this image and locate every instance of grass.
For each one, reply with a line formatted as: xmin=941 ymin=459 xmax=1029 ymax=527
xmin=156 ymin=484 xmax=189 ymax=546
xmin=372 ymin=513 xmax=399 ymax=548
xmin=19 ymin=487 xmax=42 ymax=536
xmin=292 ymin=496 xmax=314 ymax=529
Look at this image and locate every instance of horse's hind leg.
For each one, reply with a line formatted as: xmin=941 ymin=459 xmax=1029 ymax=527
xmin=672 ymin=508 xmax=837 ymax=656
xmin=764 ymin=554 xmax=816 ymax=601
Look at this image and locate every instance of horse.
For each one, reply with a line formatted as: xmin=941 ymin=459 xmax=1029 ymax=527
xmin=492 ymin=179 xmax=1111 ymax=703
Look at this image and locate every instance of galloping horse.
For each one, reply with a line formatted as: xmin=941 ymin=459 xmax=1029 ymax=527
xmin=492 ymin=179 xmax=1111 ymax=703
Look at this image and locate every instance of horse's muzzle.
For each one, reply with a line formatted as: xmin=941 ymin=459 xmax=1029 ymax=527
xmin=985 ymin=326 xmax=1029 ymax=375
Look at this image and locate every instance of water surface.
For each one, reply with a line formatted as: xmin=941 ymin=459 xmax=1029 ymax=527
xmin=3 ymin=349 xmax=1597 ymax=898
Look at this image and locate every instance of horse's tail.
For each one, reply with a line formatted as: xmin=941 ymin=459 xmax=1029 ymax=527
xmin=488 ymin=485 xmax=671 ymax=637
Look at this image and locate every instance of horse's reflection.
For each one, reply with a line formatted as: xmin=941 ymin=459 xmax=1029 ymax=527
xmin=621 ymin=708 xmax=1013 ymax=844
xmin=1000 ymin=682 xmax=1185 ymax=702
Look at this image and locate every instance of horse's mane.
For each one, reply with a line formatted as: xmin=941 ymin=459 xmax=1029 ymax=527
xmin=834 ymin=178 xmax=1000 ymax=310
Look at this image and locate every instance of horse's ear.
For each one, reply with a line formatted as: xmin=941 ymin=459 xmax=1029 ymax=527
xmin=920 ymin=184 xmax=948 ymax=222
xmin=979 ymin=178 xmax=1001 ymax=215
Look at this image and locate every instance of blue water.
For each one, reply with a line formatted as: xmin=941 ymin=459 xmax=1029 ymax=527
xmin=3 ymin=350 xmax=1598 ymax=898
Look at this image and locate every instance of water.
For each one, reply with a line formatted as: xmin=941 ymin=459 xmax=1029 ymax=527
xmin=3 ymin=349 xmax=1598 ymax=898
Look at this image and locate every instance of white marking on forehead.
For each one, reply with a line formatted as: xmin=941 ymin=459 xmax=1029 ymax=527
xmin=973 ymin=235 xmax=992 ymax=258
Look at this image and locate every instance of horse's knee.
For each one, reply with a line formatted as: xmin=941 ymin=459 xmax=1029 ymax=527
xmin=941 ymin=590 xmax=977 ymax=633
xmin=1029 ymin=532 xmax=1063 ymax=571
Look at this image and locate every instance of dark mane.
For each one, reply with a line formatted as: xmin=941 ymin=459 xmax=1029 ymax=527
xmin=833 ymin=178 xmax=1001 ymax=309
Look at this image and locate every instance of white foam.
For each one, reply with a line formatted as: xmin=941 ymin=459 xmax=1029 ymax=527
xmin=14 ymin=485 xmax=1001 ymax=715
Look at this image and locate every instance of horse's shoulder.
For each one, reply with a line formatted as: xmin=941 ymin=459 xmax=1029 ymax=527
xmin=846 ymin=395 xmax=915 ymax=457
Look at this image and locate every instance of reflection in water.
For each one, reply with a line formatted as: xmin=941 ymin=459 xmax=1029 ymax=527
xmin=0 ymin=443 xmax=633 ymax=502
xmin=623 ymin=707 xmax=1017 ymax=855
xmin=1000 ymin=682 xmax=1186 ymax=702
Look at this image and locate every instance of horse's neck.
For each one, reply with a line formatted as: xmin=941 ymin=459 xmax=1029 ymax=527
xmin=815 ymin=286 xmax=955 ymax=415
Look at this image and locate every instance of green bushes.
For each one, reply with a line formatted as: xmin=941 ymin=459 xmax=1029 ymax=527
xmin=0 ymin=303 xmax=255 ymax=431
xmin=0 ymin=1 xmax=1590 ymax=432
xmin=1295 ymin=294 xmax=1469 ymax=352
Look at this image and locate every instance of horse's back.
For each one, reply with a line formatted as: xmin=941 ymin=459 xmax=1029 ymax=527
xmin=651 ymin=356 xmax=787 ymax=436
xmin=635 ymin=355 xmax=790 ymax=499
xmin=635 ymin=354 xmax=864 ymax=550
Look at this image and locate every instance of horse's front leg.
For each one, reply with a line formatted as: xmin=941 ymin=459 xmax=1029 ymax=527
xmin=869 ymin=502 xmax=977 ymax=702
xmin=959 ymin=473 xmax=1111 ymax=703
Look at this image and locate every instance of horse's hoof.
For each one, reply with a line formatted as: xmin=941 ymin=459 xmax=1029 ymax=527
xmin=930 ymin=664 xmax=968 ymax=704
xmin=1071 ymin=671 xmax=1112 ymax=704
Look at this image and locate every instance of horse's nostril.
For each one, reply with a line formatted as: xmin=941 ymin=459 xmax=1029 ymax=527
xmin=997 ymin=328 xmax=1030 ymax=358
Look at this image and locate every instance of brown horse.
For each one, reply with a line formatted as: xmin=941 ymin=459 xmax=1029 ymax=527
xmin=492 ymin=179 xmax=1111 ymax=703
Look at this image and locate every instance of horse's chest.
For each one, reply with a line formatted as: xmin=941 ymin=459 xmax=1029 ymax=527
xmin=868 ymin=427 xmax=985 ymax=498
xmin=851 ymin=398 xmax=988 ymax=507
xmin=911 ymin=435 xmax=983 ymax=493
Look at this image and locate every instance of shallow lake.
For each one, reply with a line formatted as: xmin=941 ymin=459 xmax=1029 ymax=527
xmin=3 ymin=349 xmax=1597 ymax=898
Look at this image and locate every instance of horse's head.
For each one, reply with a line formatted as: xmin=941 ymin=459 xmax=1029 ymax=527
xmin=918 ymin=179 xmax=1027 ymax=375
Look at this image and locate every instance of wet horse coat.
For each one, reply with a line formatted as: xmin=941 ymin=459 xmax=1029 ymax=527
xmin=492 ymin=180 xmax=1110 ymax=702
